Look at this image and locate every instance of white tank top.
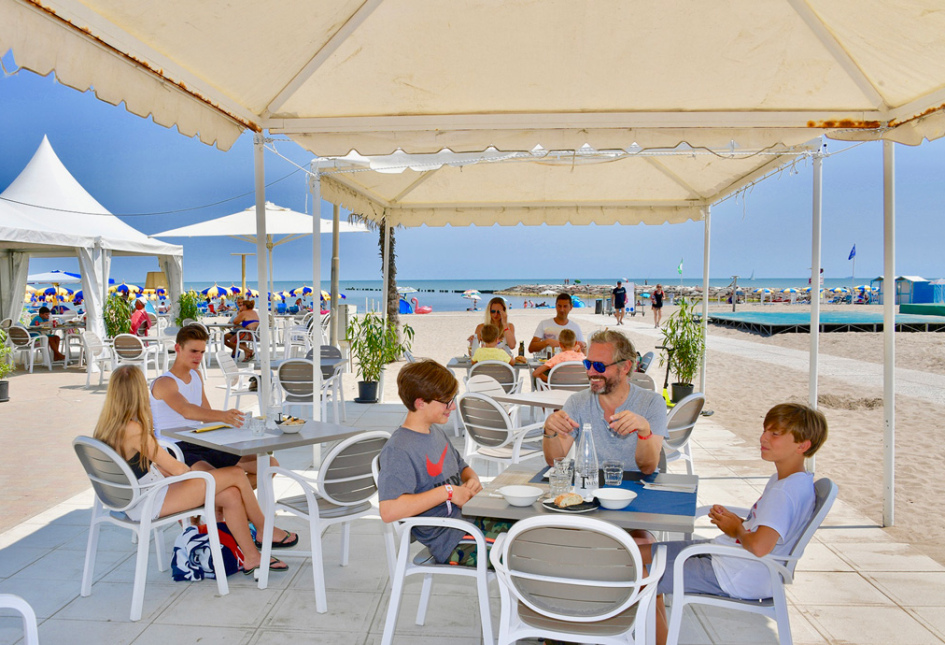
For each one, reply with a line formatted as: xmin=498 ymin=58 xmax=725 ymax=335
xmin=150 ymin=369 xmax=203 ymax=440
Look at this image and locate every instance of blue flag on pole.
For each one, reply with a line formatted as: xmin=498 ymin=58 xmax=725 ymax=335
xmin=848 ymin=245 xmax=856 ymax=260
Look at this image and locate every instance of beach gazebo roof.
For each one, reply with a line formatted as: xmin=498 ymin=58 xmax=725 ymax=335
xmin=0 ymin=136 xmax=183 ymax=337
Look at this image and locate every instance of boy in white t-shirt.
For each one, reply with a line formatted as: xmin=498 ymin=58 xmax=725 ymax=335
xmin=640 ymin=403 xmax=828 ymax=645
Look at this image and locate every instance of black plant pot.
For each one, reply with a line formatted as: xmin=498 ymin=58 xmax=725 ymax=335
xmin=0 ymin=380 xmax=8 ymax=403
xmin=671 ymin=382 xmax=694 ymax=403
xmin=355 ymin=381 xmax=379 ymax=404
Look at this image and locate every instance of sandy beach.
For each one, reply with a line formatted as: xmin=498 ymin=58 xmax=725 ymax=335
xmin=363 ymin=302 xmax=945 ymax=566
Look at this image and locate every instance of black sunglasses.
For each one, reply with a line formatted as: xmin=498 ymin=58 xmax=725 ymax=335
xmin=490 ymin=309 xmax=503 ymax=315
xmin=583 ymin=358 xmax=627 ymax=373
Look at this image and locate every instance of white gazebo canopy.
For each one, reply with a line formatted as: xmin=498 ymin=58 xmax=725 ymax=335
xmin=0 ymin=136 xmax=183 ymax=336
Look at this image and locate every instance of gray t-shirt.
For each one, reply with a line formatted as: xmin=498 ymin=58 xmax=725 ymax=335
xmin=563 ymin=385 xmax=669 ymax=470
xmin=378 ymin=426 xmax=469 ymax=563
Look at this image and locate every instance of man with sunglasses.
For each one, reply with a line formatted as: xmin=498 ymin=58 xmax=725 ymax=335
xmin=542 ymin=329 xmax=667 ymax=474
xmin=528 ymin=292 xmax=586 ymax=357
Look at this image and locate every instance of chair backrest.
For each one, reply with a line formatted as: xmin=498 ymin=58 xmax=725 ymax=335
xmin=113 ymin=334 xmax=146 ymax=359
xmin=0 ymin=318 xmax=12 ymax=330
xmin=320 ymin=344 xmax=343 ymax=360
xmin=317 ymin=431 xmax=390 ymax=506
xmin=629 ymin=372 xmax=656 ymax=391
xmin=457 ymin=392 xmax=513 ymax=448
xmin=82 ymin=330 xmax=107 ymax=353
xmin=469 ymin=360 xmax=516 ymax=393
xmin=637 ymin=351 xmax=655 ymax=373
xmin=215 ymin=350 xmax=241 ymax=384
xmin=547 ymin=361 xmax=589 ymax=392
xmin=780 ymin=478 xmax=838 ymax=577
xmin=7 ymin=325 xmax=31 ymax=347
xmin=494 ymin=515 xmax=646 ymax=622
xmin=300 ymin=311 xmax=316 ymax=328
xmin=277 ymin=359 xmax=315 ymax=401
xmin=72 ymin=436 xmax=141 ymax=512
xmin=466 ymin=374 xmax=507 ymax=399
xmin=146 ymin=313 xmax=158 ymax=328
xmin=181 ymin=318 xmax=196 ymax=327
xmin=664 ymin=392 xmax=705 ymax=450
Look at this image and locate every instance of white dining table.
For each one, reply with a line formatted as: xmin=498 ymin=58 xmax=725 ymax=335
xmin=488 ymin=388 xmax=574 ymax=410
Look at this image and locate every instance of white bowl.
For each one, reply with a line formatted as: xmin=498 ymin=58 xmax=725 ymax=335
xmin=279 ymin=420 xmax=305 ymax=434
xmin=592 ymin=488 xmax=637 ymax=510
xmin=497 ymin=485 xmax=544 ymax=507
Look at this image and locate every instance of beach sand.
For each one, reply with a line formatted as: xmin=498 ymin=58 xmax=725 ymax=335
xmin=353 ymin=302 xmax=945 ymax=565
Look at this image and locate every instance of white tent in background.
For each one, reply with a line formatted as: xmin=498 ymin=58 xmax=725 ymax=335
xmin=0 ymin=136 xmax=183 ymax=337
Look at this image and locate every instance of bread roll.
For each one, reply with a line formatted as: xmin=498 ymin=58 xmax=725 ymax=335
xmin=554 ymin=492 xmax=584 ymax=508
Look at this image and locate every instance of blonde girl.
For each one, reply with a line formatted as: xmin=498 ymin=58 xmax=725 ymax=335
xmin=470 ymin=297 xmax=517 ymax=352
xmin=93 ymin=365 xmax=295 ymax=575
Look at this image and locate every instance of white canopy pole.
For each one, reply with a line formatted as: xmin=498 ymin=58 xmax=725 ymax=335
xmin=809 ymin=146 xmax=823 ymax=411
xmin=699 ymin=205 xmax=710 ymax=394
xmin=330 ymin=204 xmax=341 ymax=345
xmin=310 ymin=171 xmax=323 ymax=423
xmin=882 ymin=140 xmax=896 ymax=527
xmin=253 ymin=133 xmax=272 ymax=411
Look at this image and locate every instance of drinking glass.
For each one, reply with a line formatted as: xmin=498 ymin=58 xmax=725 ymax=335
xmin=603 ymin=459 xmax=624 ymax=487
xmin=266 ymin=404 xmax=283 ymax=431
xmin=250 ymin=416 xmax=265 ymax=437
xmin=549 ymin=472 xmax=572 ymax=497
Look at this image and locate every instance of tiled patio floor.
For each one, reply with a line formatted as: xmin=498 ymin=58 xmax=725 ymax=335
xmin=2 ymin=401 xmax=944 ymax=644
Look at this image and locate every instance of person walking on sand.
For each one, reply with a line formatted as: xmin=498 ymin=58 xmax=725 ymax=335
xmin=612 ymin=281 xmax=628 ymax=325
xmin=652 ymin=284 xmax=665 ymax=328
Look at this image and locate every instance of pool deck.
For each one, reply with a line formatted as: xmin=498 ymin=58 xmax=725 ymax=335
xmin=2 ymin=368 xmax=945 ymax=644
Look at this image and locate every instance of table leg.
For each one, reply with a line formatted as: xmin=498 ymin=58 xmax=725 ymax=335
xmin=256 ymin=451 xmax=274 ymax=589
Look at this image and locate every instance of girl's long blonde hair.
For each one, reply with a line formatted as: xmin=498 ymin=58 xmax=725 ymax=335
xmin=93 ymin=365 xmax=156 ymax=471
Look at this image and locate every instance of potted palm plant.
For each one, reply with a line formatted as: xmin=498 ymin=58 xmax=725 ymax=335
xmin=658 ymin=296 xmax=705 ymax=402
xmin=346 ymin=311 xmax=414 ymax=403
xmin=103 ymin=294 xmax=133 ymax=338
xmin=175 ymin=290 xmax=202 ymax=326
xmin=0 ymin=329 xmax=14 ymax=402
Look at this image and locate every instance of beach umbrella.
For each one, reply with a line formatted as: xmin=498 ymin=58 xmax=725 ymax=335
xmin=397 ymin=286 xmax=418 ymax=294
xmin=753 ymin=288 xmax=771 ymax=294
xmin=319 ymin=290 xmax=347 ymax=301
xmin=539 ymin=289 xmax=558 ymax=296
xmin=463 ymin=293 xmax=481 ymax=301
xmin=269 ymin=291 xmax=282 ymax=301
xmin=855 ymin=284 xmax=872 ymax=291
xmin=245 ymin=288 xmax=260 ymax=298
xmin=291 ymin=285 xmax=314 ymax=297
xmin=228 ymin=285 xmax=242 ymax=295
xmin=830 ymin=287 xmax=850 ymax=294
xmin=462 ymin=289 xmax=480 ymax=296
xmin=201 ymin=284 xmax=228 ymax=298
xmin=27 ymin=270 xmax=82 ymax=284
xmin=279 ymin=290 xmax=292 ymax=300
xmin=781 ymin=288 xmax=798 ymax=294
xmin=111 ymin=282 xmax=142 ymax=295
xmin=43 ymin=285 xmax=73 ymax=298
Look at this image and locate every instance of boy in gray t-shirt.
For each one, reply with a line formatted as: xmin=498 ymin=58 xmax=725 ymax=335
xmin=378 ymin=361 xmax=483 ymax=563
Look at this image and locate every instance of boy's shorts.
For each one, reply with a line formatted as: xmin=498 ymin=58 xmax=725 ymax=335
xmin=447 ymin=517 xmax=515 ymax=568
xmin=177 ymin=441 xmax=242 ymax=469
xmin=652 ymin=540 xmax=729 ymax=597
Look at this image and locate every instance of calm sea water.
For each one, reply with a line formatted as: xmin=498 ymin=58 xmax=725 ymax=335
xmin=183 ymin=277 xmax=868 ymax=313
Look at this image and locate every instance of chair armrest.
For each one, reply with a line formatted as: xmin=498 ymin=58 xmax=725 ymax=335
xmin=673 ymin=541 xmax=794 ymax=591
xmin=394 ymin=516 xmax=489 ymax=559
xmin=266 ymin=466 xmax=320 ymax=488
xmin=157 ymin=439 xmax=184 ymax=461
xmin=133 ymin=470 xmax=216 ymax=521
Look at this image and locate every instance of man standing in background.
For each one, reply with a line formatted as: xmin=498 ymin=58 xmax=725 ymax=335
xmin=612 ymin=281 xmax=627 ymax=325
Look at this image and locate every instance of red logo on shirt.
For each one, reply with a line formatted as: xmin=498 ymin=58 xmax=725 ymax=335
xmin=426 ymin=445 xmax=448 ymax=477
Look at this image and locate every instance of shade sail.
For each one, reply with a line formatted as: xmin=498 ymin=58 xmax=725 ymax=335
xmin=316 ymin=140 xmax=819 ymax=227
xmin=3 ymin=0 xmax=945 ymax=154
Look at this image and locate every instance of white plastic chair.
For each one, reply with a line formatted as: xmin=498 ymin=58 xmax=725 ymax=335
xmin=72 ymin=436 xmax=229 ymax=621
xmin=374 ymin=451 xmax=495 ymax=645
xmin=8 ymin=325 xmax=51 ymax=373
xmin=452 ymin=374 xmax=523 ymax=437
xmin=81 ymin=331 xmax=113 ymax=387
xmin=256 ymin=431 xmax=390 ymax=610
xmin=536 ymin=360 xmax=589 ymax=392
xmin=457 ymin=392 xmax=543 ymax=473
xmin=467 ymin=360 xmax=521 ymax=394
xmin=275 ymin=358 xmax=341 ymax=422
xmin=666 ymin=478 xmax=838 ymax=645
xmin=112 ymin=334 xmax=160 ymax=379
xmin=490 ymin=515 xmax=666 ymax=645
xmin=215 ymin=350 xmax=261 ymax=410
xmin=320 ymin=345 xmax=347 ymax=422
xmin=0 ymin=594 xmax=39 ymax=645
xmin=630 ymin=372 xmax=657 ymax=391
xmin=663 ymin=392 xmax=705 ymax=475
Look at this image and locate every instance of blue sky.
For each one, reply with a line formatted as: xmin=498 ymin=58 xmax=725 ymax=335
xmin=2 ymin=53 xmax=943 ymax=284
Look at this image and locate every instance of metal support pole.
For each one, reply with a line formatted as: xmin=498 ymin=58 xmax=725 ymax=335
xmin=382 ymin=220 xmax=391 ymax=327
xmin=331 ymin=204 xmax=341 ymax=345
xmin=809 ymin=147 xmax=823 ymax=411
xmin=252 ymin=134 xmax=272 ymax=409
xmin=699 ymin=206 xmax=710 ymax=394
xmin=882 ymin=140 xmax=896 ymax=527
xmin=309 ymin=171 xmax=323 ymax=423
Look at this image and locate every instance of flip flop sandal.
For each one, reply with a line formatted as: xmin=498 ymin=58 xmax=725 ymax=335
xmin=243 ymin=556 xmax=289 ymax=576
xmin=255 ymin=529 xmax=299 ymax=549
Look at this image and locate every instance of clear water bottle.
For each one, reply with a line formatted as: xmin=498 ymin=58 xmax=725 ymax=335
xmin=574 ymin=422 xmax=599 ymax=497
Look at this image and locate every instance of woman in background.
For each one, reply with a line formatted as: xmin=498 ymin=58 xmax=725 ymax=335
xmin=469 ymin=296 xmax=517 ymax=354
